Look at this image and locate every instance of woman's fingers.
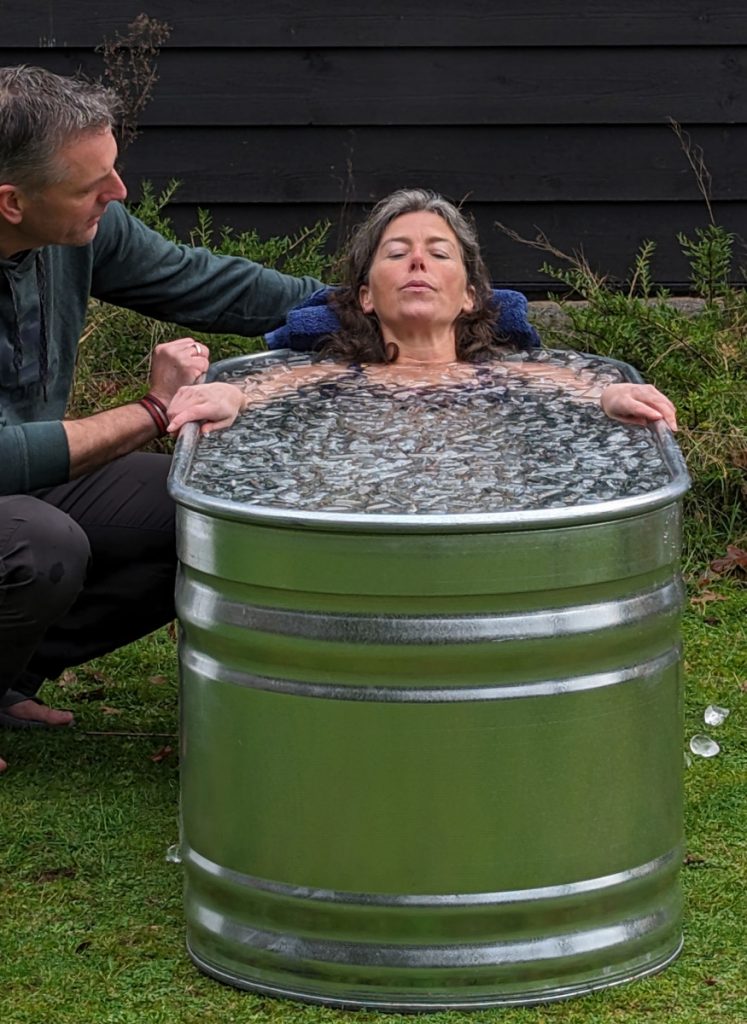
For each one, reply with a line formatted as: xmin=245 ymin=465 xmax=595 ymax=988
xmin=166 ymin=383 xmax=246 ymax=435
xmin=601 ymin=383 xmax=678 ymax=431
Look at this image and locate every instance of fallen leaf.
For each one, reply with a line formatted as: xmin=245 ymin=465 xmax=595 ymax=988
xmin=100 ymin=706 xmax=123 ymax=716
xmin=148 ymin=674 xmax=169 ymax=686
xmin=740 ymin=681 xmax=747 ymax=693
xmin=83 ymin=669 xmax=114 ymax=686
xmin=690 ymin=591 xmax=728 ymax=607
xmin=167 ymin=621 xmax=178 ymax=642
xmin=150 ymin=744 xmax=174 ymax=763
xmin=710 ymin=545 xmax=747 ymax=575
xmin=683 ymin=853 xmax=707 ymax=867
xmin=75 ymin=940 xmax=92 ymax=954
xmin=704 ymin=976 xmax=718 ymax=986
xmin=56 ymin=669 xmax=78 ymax=688
xmin=695 ymin=567 xmax=718 ymax=588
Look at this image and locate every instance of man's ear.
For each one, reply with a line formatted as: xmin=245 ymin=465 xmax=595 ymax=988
xmin=359 ymin=284 xmax=374 ymax=315
xmin=0 ymin=185 xmax=24 ymax=225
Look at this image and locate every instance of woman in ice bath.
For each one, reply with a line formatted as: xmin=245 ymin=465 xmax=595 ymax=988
xmin=166 ymin=189 xmax=677 ymax=433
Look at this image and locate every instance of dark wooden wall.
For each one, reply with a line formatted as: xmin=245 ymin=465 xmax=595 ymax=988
xmin=3 ymin=1 xmax=747 ymax=291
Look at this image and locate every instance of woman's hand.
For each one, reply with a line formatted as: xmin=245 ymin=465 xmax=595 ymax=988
xmin=601 ymin=383 xmax=678 ymax=431
xmin=166 ymin=382 xmax=247 ymax=436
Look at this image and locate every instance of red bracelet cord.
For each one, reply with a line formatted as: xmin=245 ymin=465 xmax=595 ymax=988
xmin=138 ymin=393 xmax=169 ymax=436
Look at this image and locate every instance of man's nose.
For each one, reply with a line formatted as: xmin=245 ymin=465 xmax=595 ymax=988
xmin=113 ymin=170 xmax=128 ymax=201
xmin=105 ymin=170 xmax=128 ymax=203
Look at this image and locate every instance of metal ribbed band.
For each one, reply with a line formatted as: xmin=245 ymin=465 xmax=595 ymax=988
xmin=182 ymin=577 xmax=684 ymax=645
xmin=185 ymin=846 xmax=681 ymax=906
xmin=185 ymin=844 xmax=683 ymax=1005
xmin=184 ymin=949 xmax=684 ymax=1011
xmin=182 ymin=645 xmax=680 ymax=702
xmin=191 ymin=912 xmax=673 ymax=968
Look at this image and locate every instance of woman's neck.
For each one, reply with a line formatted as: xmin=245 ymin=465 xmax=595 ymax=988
xmin=379 ymin=324 xmax=457 ymax=364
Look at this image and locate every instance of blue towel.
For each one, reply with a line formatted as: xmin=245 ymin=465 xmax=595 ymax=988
xmin=265 ymin=286 xmax=541 ymax=352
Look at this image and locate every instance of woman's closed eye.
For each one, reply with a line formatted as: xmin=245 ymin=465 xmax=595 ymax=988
xmin=386 ymin=248 xmax=451 ymax=260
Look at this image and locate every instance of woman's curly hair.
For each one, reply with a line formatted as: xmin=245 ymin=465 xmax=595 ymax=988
xmin=320 ymin=189 xmax=516 ymax=364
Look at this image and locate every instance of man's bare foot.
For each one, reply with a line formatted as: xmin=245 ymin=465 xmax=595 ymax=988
xmin=2 ymin=699 xmax=74 ymax=727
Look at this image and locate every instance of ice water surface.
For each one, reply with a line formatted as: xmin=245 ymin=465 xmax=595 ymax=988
xmin=187 ymin=351 xmax=670 ymax=515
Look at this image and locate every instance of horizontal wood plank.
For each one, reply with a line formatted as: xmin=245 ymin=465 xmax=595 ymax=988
xmin=4 ymin=7 xmax=745 ymax=291
xmin=152 ymin=199 xmax=747 ymax=291
xmin=5 ymin=0 xmax=747 ymax=48
xmin=120 ymin=125 xmax=747 ymax=204
xmin=3 ymin=47 xmax=746 ymax=126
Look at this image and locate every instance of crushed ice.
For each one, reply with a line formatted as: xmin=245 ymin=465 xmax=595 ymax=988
xmin=704 ymin=704 xmax=730 ymax=727
xmin=187 ymin=350 xmax=671 ymax=515
xmin=165 ymin=843 xmax=183 ymax=865
xmin=689 ymin=735 xmax=720 ymax=758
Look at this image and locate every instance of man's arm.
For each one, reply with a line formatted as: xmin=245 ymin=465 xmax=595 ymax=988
xmin=1 ymin=205 xmax=323 ymax=496
xmin=91 ymin=202 xmax=324 ymax=337
xmin=0 ymin=336 xmax=210 ymax=496
xmin=62 ymin=402 xmax=164 ymax=477
xmin=63 ymin=335 xmax=211 ymax=477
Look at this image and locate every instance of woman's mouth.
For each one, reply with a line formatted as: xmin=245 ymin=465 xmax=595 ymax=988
xmin=402 ymin=280 xmax=434 ymax=291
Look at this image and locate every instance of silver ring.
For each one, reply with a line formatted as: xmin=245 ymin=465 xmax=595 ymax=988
xmin=193 ymin=343 xmax=202 ymax=356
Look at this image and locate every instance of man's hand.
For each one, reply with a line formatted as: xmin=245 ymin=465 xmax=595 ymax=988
xmin=62 ymin=337 xmax=212 ymax=479
xmin=167 ymin=382 xmax=248 ymax=436
xmin=148 ymin=338 xmax=211 ymax=406
xmin=601 ymin=383 xmax=678 ymax=431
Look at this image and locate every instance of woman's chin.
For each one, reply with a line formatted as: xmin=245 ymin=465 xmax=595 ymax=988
xmin=383 ymin=307 xmax=456 ymax=331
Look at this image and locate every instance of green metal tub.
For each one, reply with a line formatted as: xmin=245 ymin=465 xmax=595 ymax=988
xmin=168 ymin=351 xmax=690 ymax=1010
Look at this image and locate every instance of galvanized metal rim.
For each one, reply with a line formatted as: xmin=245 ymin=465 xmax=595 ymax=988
xmin=168 ymin=350 xmax=690 ymax=534
xmin=187 ymin=937 xmax=684 ymax=1010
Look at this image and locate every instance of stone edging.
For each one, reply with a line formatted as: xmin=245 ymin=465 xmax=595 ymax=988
xmin=527 ymin=296 xmax=708 ymax=333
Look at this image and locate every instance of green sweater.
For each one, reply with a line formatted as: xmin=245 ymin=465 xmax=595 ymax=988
xmin=0 ymin=201 xmax=321 ymax=494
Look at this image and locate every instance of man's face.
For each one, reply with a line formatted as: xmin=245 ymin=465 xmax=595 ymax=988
xmin=14 ymin=128 xmax=127 ymax=249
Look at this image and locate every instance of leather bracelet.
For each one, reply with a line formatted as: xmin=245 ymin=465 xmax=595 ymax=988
xmin=144 ymin=392 xmax=168 ymax=417
xmin=138 ymin=394 xmax=169 ymax=436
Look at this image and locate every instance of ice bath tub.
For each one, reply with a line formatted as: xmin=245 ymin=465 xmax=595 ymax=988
xmin=168 ymin=350 xmax=690 ymax=1010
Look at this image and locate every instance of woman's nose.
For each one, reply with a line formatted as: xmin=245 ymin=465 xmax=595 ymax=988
xmin=409 ymin=248 xmax=427 ymax=269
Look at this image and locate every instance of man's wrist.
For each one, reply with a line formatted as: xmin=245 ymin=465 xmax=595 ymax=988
xmin=138 ymin=393 xmax=169 ymax=436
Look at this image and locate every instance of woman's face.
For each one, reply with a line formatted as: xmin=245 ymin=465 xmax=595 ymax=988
xmin=358 ymin=211 xmax=475 ymax=332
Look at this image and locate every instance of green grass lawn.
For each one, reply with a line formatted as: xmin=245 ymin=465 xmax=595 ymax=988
xmin=1 ymin=586 xmax=745 ymax=1024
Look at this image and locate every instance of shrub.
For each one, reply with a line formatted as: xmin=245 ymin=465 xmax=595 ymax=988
xmin=515 ymin=225 xmax=747 ymax=566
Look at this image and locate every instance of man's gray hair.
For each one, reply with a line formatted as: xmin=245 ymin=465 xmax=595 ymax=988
xmin=0 ymin=65 xmax=120 ymax=191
